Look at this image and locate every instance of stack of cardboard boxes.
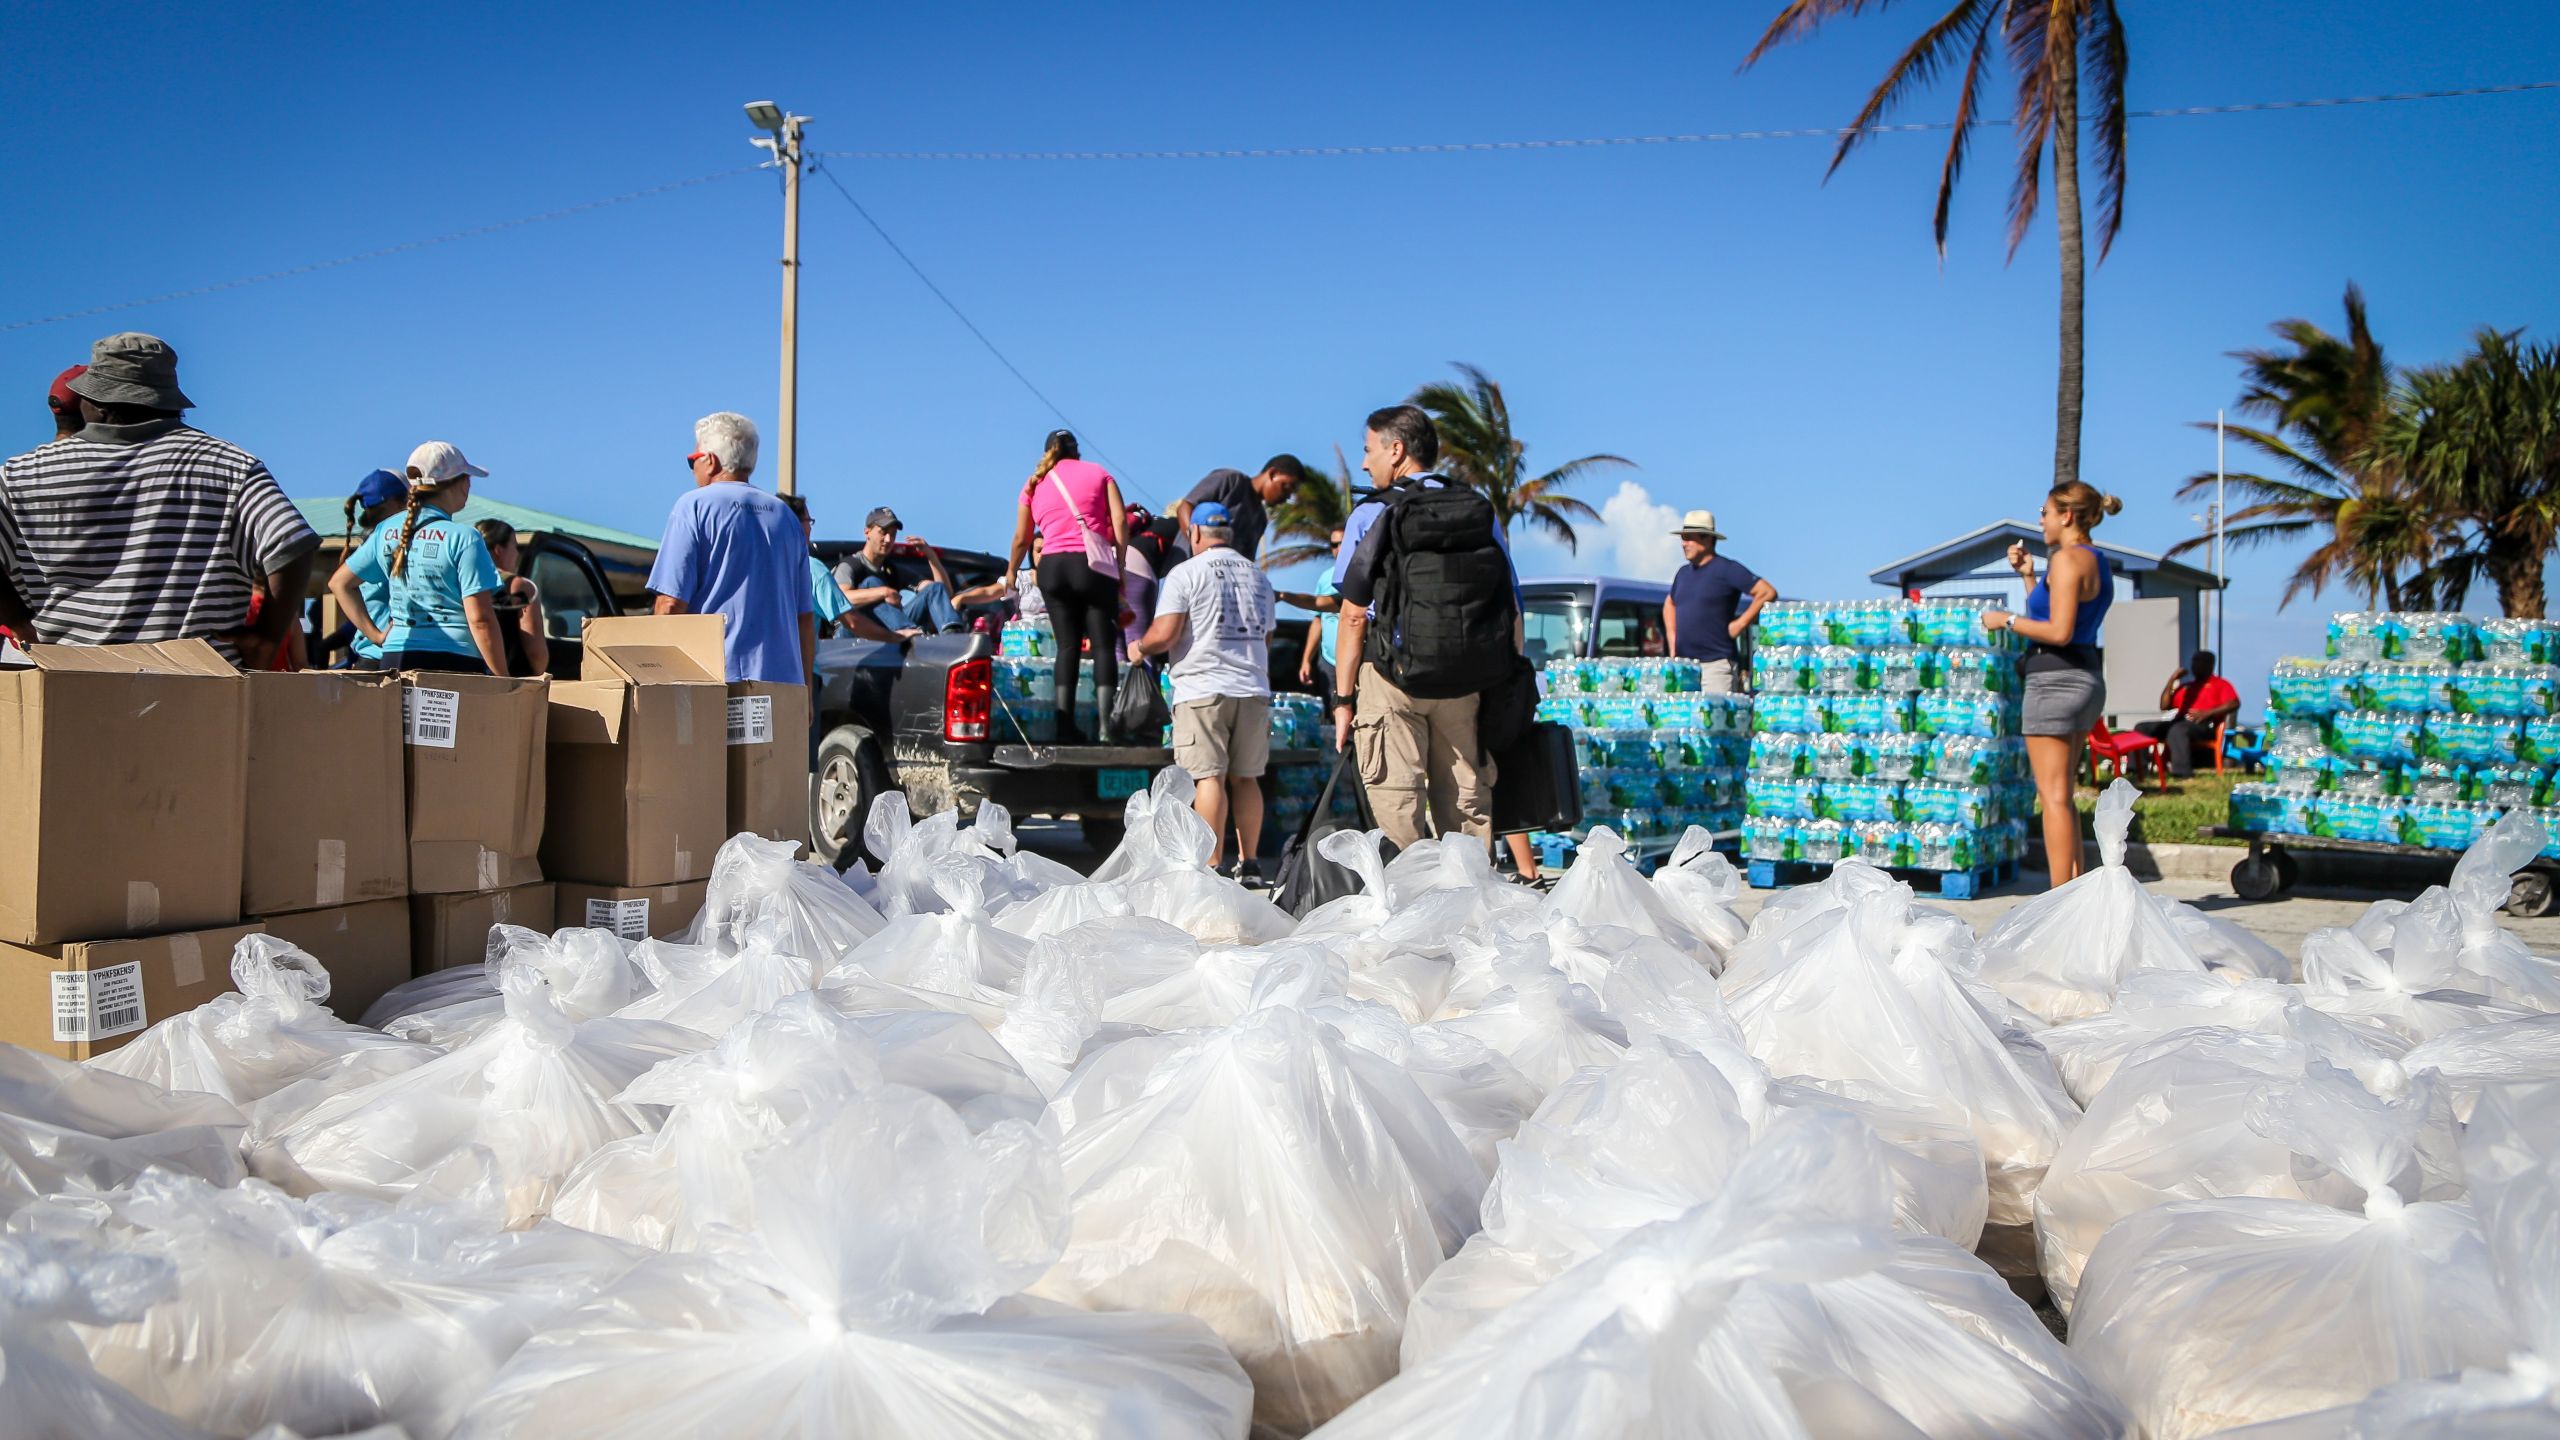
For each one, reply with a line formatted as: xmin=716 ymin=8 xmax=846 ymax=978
xmin=0 ymin=615 xmax=811 ymax=1058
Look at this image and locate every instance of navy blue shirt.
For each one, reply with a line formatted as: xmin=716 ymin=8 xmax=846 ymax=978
xmin=1668 ymin=554 xmax=1759 ymax=663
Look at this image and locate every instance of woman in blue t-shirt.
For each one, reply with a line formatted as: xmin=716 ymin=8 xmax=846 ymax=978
xmin=322 ymin=467 xmax=408 ymax=670
xmin=340 ymin=441 xmax=509 ymax=676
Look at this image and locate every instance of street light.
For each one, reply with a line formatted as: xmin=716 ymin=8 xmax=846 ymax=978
xmin=744 ymin=101 xmax=808 ymax=496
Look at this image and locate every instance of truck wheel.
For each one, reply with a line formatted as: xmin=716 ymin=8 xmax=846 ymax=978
xmin=811 ymin=726 xmax=893 ymax=869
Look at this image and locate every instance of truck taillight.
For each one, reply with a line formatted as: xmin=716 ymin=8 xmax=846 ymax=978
xmin=946 ymin=656 xmax=993 ymax=741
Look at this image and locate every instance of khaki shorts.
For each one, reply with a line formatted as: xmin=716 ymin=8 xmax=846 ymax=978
xmin=1172 ymin=694 xmax=1271 ymax=779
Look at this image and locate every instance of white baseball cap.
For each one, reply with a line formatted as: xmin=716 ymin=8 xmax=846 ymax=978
xmin=1672 ymin=508 xmax=1724 ymax=538
xmin=407 ymin=440 xmax=488 ymax=484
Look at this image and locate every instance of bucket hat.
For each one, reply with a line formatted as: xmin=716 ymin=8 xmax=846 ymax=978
xmin=65 ymin=332 xmax=193 ymax=411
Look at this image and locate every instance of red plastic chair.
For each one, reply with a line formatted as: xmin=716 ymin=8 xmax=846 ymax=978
xmin=2086 ymin=718 xmax=2169 ymax=792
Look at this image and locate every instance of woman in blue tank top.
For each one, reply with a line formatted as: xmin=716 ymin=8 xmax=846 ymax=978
xmin=1985 ymin=481 xmax=2122 ymax=888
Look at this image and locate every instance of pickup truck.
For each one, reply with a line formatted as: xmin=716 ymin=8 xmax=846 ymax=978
xmin=801 ymin=540 xmax=1321 ymax=867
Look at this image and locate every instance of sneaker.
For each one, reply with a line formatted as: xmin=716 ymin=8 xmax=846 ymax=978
xmin=1236 ymin=867 xmax=1275 ymax=893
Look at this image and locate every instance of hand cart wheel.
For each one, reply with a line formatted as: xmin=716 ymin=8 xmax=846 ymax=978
xmin=2508 ymin=870 xmax=2557 ymax=919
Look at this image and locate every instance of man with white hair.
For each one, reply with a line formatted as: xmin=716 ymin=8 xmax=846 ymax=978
xmin=648 ymin=411 xmax=813 ymax=685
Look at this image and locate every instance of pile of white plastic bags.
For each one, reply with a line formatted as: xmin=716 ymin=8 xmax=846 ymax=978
xmin=9 ymin=768 xmax=2560 ymax=1439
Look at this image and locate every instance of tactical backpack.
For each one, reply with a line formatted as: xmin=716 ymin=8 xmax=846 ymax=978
xmin=1362 ymin=480 xmax=1517 ymax=699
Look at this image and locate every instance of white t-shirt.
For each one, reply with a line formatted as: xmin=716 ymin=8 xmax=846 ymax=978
xmin=1152 ymin=544 xmax=1275 ymax=706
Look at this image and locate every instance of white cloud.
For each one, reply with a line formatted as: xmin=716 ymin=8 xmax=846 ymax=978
xmin=1599 ymin=479 xmax=1686 ymax=580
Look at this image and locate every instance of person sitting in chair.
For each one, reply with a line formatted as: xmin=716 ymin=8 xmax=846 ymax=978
xmin=2137 ymin=650 xmax=2243 ymax=779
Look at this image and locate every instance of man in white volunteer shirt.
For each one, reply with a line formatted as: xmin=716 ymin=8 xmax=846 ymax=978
xmin=1129 ymin=501 xmax=1278 ymax=884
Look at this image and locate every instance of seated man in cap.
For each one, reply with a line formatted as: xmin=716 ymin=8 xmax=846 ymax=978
xmin=831 ymin=505 xmax=967 ymax=639
xmin=0 ymin=332 xmax=318 ymax=668
xmin=1663 ymin=508 xmax=1776 ymax=695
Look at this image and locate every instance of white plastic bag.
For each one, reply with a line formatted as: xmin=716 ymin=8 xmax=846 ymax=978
xmin=375 ymin=926 xmax=650 ymax=1048
xmin=553 ymin=993 xmax=1045 ymax=1250
xmin=1721 ymin=882 xmax=2079 ymax=1228
xmin=0 ymin=1231 xmax=202 ymax=1440
xmin=1648 ymin=825 xmax=1748 ymax=968
xmin=1423 ymin=955 xmax=1627 ymax=1094
xmin=0 ymin=1045 xmax=245 ymax=1219
xmin=2300 ymin=918 xmax=2533 ymax=1044
xmin=1321 ymin=1107 xmax=2127 ymax=1440
xmin=2038 ymin=969 xmax=2410 ymax=1105
xmin=93 ymin=935 xmax=438 ymax=1134
xmin=2033 ymin=1032 xmax=2452 ymax=1317
xmin=264 ymin=963 xmax=707 ymax=1220
xmin=2403 ymin=1012 xmax=2560 ymax=1118
xmin=693 ymin=829 xmax=886 ymax=959
xmin=2204 ymin=1078 xmax=2560 ymax=1438
xmin=1976 ymin=780 xmax=2215 ymax=1022
xmin=1542 ymin=825 xmax=1703 ymax=961
xmin=57 ymin=1168 xmax=641 ymax=1440
xmin=2070 ymin=1064 xmax=2519 ymax=1439
xmin=458 ymin=1089 xmax=1252 ymax=1440
xmin=1033 ymin=960 xmax=1482 ymax=1434
xmin=837 ymin=857 xmax=1034 ymax=1001
xmin=614 ymin=932 xmax=817 ymax=1037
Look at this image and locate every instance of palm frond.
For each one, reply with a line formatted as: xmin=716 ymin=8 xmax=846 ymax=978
xmin=2000 ymin=0 xmax=2055 ymax=258
xmin=1259 ymin=541 xmax=1337 ymax=572
xmin=1933 ymin=9 xmax=2000 ymax=256
xmin=1741 ymin=0 xmax=1900 ymax=68
xmin=2082 ymin=0 xmax=2128 ymax=258
xmin=1822 ymin=0 xmax=1997 ymax=177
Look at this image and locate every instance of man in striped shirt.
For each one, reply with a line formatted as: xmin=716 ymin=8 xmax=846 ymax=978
xmin=0 ymin=333 xmax=317 ymax=668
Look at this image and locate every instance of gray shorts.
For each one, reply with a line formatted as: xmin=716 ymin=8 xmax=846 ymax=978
xmin=2022 ymin=668 xmax=2106 ymax=737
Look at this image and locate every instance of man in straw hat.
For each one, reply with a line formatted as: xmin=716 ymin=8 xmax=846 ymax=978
xmin=0 ymin=332 xmax=317 ymax=668
xmin=1662 ymin=508 xmax=1776 ymax=695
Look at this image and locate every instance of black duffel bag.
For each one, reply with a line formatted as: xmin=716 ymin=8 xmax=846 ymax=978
xmin=1275 ymin=745 xmax=1384 ymax=916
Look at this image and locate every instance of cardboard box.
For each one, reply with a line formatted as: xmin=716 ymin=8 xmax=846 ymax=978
xmin=543 ymin=618 xmax=728 ymax=887
xmin=728 ymin=681 xmax=810 ymax=850
xmin=245 ymin=671 xmax=408 ymax=916
xmin=404 ymin=672 xmax=548 ymax=895
xmin=409 ymin=883 xmax=555 ymax=975
xmin=0 ymin=641 xmax=249 ymax=946
xmin=256 ymin=898 xmax=412 ymax=1021
xmin=554 ymin=880 xmax=710 ymax=943
xmin=0 ymin=923 xmax=264 ymax=1060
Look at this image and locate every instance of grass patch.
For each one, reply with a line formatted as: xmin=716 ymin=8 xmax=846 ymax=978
xmin=2071 ymin=769 xmax=2247 ymax=846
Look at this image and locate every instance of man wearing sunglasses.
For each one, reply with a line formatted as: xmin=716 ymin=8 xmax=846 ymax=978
xmin=647 ymin=411 xmax=814 ymax=685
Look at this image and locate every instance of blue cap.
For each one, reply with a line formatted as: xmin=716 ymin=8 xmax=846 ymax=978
xmin=355 ymin=468 xmax=406 ymax=508
xmin=1191 ymin=501 xmax=1232 ymax=527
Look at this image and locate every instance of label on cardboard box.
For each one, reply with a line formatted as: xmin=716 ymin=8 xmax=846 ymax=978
xmin=583 ymin=897 xmax=652 ymax=940
xmin=727 ymin=695 xmax=773 ymax=746
xmin=405 ymin=689 xmax=460 ymax=748
xmin=51 ymin=961 xmax=147 ymax=1042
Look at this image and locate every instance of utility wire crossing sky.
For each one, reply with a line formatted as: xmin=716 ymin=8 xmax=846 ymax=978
xmin=7 ymin=78 xmax=2551 ymax=337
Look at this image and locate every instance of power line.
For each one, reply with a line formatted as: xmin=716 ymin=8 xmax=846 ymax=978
xmin=808 ymin=158 xmax=1153 ymax=504
xmin=1 ymin=165 xmax=766 ymax=334
xmin=812 ymin=79 xmax=2560 ymax=163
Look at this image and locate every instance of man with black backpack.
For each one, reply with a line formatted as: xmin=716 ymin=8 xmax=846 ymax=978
xmin=1333 ymin=404 xmax=1520 ymax=851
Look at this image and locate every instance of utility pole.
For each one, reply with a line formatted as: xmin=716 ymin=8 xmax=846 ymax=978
xmin=2215 ymin=410 xmax=2227 ymax=657
xmin=744 ymin=101 xmax=809 ymax=496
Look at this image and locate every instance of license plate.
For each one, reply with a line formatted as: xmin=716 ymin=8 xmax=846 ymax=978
xmin=1096 ymin=767 xmax=1149 ymax=800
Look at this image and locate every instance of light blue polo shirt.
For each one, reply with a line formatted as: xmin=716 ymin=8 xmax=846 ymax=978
xmin=355 ymin=506 xmax=500 ymax=659
xmin=646 ymin=481 xmax=812 ymax=684
xmin=809 ymin=554 xmax=854 ymax=628
xmin=342 ymin=521 xmax=393 ymax=661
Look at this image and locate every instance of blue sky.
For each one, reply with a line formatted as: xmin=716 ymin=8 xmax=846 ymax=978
xmin=6 ymin=0 xmax=2558 ymax=704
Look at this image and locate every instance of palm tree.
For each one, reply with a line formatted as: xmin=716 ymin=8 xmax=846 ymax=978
xmin=2168 ymin=285 xmax=2459 ymax=610
xmin=1742 ymin=0 xmax=2129 ymax=486
xmin=1261 ymin=445 xmax=1358 ymax=572
xmin=2385 ymin=329 xmax=2560 ymax=619
xmin=1409 ymin=363 xmax=1630 ymax=552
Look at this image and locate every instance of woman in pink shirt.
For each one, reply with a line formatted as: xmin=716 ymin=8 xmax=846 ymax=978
xmin=1006 ymin=429 xmax=1129 ymax=742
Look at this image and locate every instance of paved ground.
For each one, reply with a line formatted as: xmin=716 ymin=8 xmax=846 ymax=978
xmin=1731 ymin=873 xmax=2560 ymax=961
xmin=1016 ymin=819 xmax=2560 ymax=963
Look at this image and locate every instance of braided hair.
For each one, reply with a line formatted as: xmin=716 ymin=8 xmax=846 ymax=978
xmin=387 ymin=472 xmax=448 ymax=580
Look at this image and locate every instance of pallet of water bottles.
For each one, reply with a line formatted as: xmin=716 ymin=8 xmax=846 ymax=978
xmin=1531 ymin=657 xmax=1753 ymax=853
xmin=1741 ymin=597 xmax=2028 ymax=888
xmin=2233 ymin=610 xmax=2560 ymax=855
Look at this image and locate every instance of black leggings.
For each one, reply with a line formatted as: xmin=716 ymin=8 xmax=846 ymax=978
xmin=1038 ymin=552 xmax=1120 ymax=740
xmin=384 ymin=650 xmax=491 ymax=676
